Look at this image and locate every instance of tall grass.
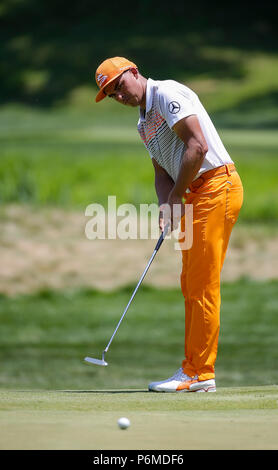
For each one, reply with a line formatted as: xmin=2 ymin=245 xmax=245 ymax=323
xmin=1 ymin=51 xmax=278 ymax=220
xmin=1 ymin=104 xmax=278 ymax=221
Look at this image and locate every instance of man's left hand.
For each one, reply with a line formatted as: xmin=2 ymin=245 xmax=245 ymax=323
xmin=166 ymin=191 xmax=185 ymax=232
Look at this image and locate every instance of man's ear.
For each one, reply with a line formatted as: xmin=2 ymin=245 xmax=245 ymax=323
xmin=130 ymin=67 xmax=139 ymax=78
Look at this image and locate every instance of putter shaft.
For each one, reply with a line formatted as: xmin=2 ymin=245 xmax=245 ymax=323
xmin=85 ymin=223 xmax=169 ymax=366
xmin=104 ymin=223 xmax=170 ymax=355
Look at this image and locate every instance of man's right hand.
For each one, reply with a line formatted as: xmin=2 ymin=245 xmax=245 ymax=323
xmin=159 ymin=204 xmax=172 ymax=232
xmin=159 ymin=210 xmax=165 ymax=232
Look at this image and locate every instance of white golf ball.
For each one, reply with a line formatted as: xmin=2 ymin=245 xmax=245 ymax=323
xmin=117 ymin=417 xmax=130 ymax=430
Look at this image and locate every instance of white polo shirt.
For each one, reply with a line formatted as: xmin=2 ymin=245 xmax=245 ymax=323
xmin=137 ymin=78 xmax=233 ymax=182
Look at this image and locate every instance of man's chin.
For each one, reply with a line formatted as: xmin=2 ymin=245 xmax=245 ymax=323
xmin=122 ymin=97 xmax=139 ymax=107
xmin=128 ymin=99 xmax=140 ymax=107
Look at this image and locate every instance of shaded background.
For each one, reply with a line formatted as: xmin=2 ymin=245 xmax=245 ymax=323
xmin=0 ymin=0 xmax=278 ymax=390
xmin=1 ymin=0 xmax=277 ymax=110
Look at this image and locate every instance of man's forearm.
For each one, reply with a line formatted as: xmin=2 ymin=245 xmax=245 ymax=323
xmin=155 ymin=173 xmax=175 ymax=206
xmin=171 ymin=145 xmax=205 ymax=198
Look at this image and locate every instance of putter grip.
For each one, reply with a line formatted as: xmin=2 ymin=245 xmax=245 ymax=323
xmin=155 ymin=223 xmax=170 ymax=251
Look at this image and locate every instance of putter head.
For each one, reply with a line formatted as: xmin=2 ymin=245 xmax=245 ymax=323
xmin=84 ymin=351 xmax=108 ymax=366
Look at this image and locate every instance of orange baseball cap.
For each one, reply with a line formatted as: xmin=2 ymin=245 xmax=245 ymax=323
xmin=95 ymin=57 xmax=137 ymax=103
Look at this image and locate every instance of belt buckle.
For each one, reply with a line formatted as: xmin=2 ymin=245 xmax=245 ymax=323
xmin=192 ymin=175 xmax=205 ymax=190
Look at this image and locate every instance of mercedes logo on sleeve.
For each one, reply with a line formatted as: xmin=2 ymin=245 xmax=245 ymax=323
xmin=168 ymin=101 xmax=181 ymax=114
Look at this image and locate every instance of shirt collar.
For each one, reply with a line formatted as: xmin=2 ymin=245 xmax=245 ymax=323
xmin=145 ymin=78 xmax=156 ymax=113
xmin=139 ymin=78 xmax=156 ymax=121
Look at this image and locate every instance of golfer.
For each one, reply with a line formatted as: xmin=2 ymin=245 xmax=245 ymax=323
xmin=94 ymin=57 xmax=243 ymax=392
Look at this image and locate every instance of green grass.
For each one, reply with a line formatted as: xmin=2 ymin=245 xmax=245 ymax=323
xmin=0 ymin=103 xmax=278 ymax=221
xmin=194 ymin=51 xmax=278 ymax=126
xmin=0 ymin=388 xmax=277 ymax=449
xmin=0 ymin=280 xmax=277 ymax=390
xmin=0 ymin=104 xmax=153 ymax=207
xmin=1 ymin=51 xmax=278 ymax=220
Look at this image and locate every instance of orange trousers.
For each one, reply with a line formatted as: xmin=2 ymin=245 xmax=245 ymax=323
xmin=179 ymin=164 xmax=243 ymax=381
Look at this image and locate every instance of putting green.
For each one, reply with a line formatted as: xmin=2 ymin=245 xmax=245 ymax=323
xmin=0 ymin=386 xmax=277 ymax=450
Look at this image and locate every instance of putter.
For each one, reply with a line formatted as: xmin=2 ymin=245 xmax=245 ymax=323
xmin=84 ymin=223 xmax=170 ymax=367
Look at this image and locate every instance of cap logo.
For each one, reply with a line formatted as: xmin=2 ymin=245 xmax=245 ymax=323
xmin=97 ymin=73 xmax=108 ymax=86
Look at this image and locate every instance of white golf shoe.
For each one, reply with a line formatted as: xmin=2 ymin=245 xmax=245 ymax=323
xmin=148 ymin=368 xmax=216 ymax=392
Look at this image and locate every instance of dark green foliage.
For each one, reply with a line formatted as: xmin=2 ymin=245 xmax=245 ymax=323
xmin=0 ymin=1 xmax=277 ymax=106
